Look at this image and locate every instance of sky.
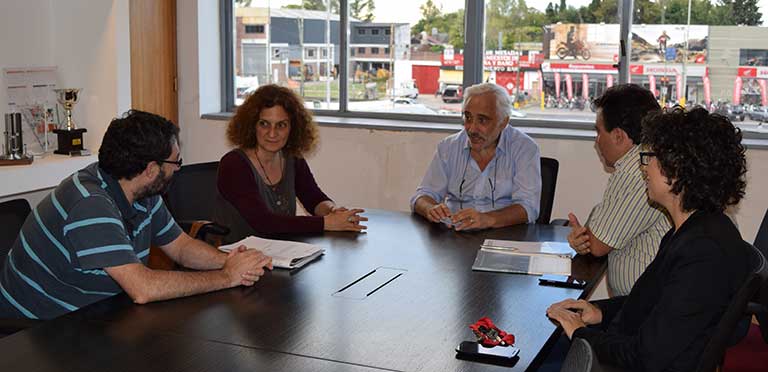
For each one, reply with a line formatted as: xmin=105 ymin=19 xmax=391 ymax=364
xmin=256 ymin=0 xmax=767 ymax=27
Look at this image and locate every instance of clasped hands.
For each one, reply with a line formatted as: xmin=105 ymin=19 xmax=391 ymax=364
xmin=545 ymin=298 xmax=603 ymax=339
xmin=324 ymin=206 xmax=368 ymax=232
xmin=426 ymin=203 xmax=491 ymax=231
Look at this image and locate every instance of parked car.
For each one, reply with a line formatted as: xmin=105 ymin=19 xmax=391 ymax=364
xmin=715 ymin=104 xmax=745 ymax=122
xmin=747 ymin=106 xmax=768 ymax=122
xmin=442 ymin=85 xmax=463 ymax=103
xmin=393 ymin=97 xmax=416 ymax=105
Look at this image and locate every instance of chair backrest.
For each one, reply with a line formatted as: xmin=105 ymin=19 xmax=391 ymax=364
xmin=695 ymin=242 xmax=766 ymax=372
xmin=754 ymin=209 xmax=768 ymax=263
xmin=163 ymin=161 xmax=221 ymax=222
xmin=538 ymin=157 xmax=559 ymax=224
xmin=0 ymin=198 xmax=32 ymax=264
xmin=561 ymin=337 xmax=602 ymax=372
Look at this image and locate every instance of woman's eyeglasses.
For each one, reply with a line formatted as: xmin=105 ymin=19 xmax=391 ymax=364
xmin=639 ymin=152 xmax=657 ymax=166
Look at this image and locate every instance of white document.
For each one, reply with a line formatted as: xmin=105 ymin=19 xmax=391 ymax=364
xmin=219 ymin=236 xmax=325 ymax=270
xmin=481 ymin=239 xmax=575 ymax=258
xmin=472 ymin=246 xmax=572 ymax=276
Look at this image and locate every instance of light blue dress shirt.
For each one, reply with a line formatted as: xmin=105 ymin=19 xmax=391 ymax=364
xmin=410 ymin=124 xmax=542 ymax=223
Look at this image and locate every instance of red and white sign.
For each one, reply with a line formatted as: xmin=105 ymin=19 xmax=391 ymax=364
xmin=542 ymin=62 xmax=617 ymax=74
xmin=738 ymin=66 xmax=768 ymax=78
xmin=636 ymin=64 xmax=708 ymax=77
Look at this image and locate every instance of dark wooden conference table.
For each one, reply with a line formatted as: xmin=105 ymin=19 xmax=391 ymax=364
xmin=0 ymin=209 xmax=605 ymax=372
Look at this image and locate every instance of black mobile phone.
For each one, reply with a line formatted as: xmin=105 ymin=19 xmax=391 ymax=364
xmin=455 ymin=341 xmax=520 ymax=365
xmin=538 ymin=274 xmax=587 ymax=289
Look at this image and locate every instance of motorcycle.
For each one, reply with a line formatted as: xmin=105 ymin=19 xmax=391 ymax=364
xmin=555 ymin=40 xmax=591 ymax=60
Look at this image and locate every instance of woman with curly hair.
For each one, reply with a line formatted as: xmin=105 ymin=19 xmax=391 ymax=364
xmin=546 ymin=107 xmax=752 ymax=371
xmin=215 ymin=85 xmax=366 ymax=243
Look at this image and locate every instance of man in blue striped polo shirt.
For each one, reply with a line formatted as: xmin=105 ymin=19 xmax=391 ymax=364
xmin=0 ymin=110 xmax=272 ymax=320
xmin=567 ymin=85 xmax=671 ymax=296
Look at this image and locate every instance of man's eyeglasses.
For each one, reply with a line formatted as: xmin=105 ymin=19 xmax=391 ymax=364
xmin=458 ymin=152 xmax=497 ymax=210
xmin=157 ymin=158 xmax=183 ymax=168
xmin=639 ymin=152 xmax=657 ymax=166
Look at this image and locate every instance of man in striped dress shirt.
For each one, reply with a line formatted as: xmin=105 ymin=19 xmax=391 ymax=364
xmin=567 ymin=85 xmax=671 ymax=296
xmin=0 ymin=110 xmax=272 ymax=320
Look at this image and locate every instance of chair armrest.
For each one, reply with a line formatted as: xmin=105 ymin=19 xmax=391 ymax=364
xmin=177 ymin=220 xmax=230 ymax=247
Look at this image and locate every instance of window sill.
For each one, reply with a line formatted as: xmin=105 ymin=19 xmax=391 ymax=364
xmin=200 ymin=112 xmax=768 ymax=149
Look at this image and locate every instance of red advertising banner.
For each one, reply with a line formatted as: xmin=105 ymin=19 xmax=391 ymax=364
xmin=734 ymin=77 xmax=743 ymax=105
xmin=738 ymin=66 xmax=768 ymax=78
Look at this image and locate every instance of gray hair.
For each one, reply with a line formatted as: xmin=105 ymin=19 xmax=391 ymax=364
xmin=462 ymin=83 xmax=511 ymax=123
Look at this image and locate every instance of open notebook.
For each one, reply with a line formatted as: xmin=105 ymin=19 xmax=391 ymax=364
xmin=472 ymin=240 xmax=574 ymax=276
xmin=219 ymin=236 xmax=325 ymax=270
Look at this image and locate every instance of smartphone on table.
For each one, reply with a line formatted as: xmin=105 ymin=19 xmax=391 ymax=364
xmin=455 ymin=341 xmax=520 ymax=365
xmin=538 ymin=274 xmax=587 ymax=289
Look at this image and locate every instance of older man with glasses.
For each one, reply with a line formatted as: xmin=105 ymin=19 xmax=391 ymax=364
xmin=0 ymin=110 xmax=272 ymax=321
xmin=410 ymin=83 xmax=541 ymax=230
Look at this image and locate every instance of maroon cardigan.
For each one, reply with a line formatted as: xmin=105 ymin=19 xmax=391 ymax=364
xmin=217 ymin=150 xmax=331 ymax=234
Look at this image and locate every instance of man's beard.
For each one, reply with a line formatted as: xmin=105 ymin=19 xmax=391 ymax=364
xmin=135 ymin=168 xmax=174 ymax=201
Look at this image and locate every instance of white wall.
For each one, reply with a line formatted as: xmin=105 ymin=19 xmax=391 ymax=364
xmin=0 ymin=0 xmax=131 ymax=151
xmin=178 ymin=0 xmax=768 ymax=242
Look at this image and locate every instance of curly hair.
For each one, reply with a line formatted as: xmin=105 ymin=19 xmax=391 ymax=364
xmin=641 ymin=107 xmax=746 ymax=213
xmin=227 ymin=84 xmax=318 ymax=157
xmin=592 ymin=84 xmax=660 ymax=144
xmin=98 ymin=110 xmax=179 ymax=180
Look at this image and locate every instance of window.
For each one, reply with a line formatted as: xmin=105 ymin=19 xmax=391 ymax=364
xmin=224 ymin=0 xmax=768 ymax=132
xmin=244 ymin=24 xmax=264 ymax=34
xmin=628 ymin=1 xmax=768 ymax=133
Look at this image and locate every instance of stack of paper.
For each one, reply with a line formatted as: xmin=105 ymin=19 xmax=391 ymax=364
xmin=472 ymin=240 xmax=574 ymax=275
xmin=219 ymin=236 xmax=325 ymax=270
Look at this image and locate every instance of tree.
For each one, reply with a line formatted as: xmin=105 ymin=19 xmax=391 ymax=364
xmin=733 ymin=0 xmax=763 ymax=25
xmin=298 ymin=0 xmax=340 ymax=13
xmin=350 ymin=0 xmax=376 ymax=22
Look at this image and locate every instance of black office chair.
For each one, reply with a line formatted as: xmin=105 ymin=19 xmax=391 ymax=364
xmin=560 ymin=338 xmax=603 ymax=372
xmin=538 ymin=157 xmax=559 ymax=225
xmin=746 ymin=209 xmax=768 ymax=343
xmin=563 ymin=242 xmax=766 ymax=372
xmin=163 ymin=161 xmax=229 ymax=242
xmin=0 ymin=198 xmax=42 ymax=337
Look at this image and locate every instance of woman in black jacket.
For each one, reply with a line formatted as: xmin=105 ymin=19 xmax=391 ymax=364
xmin=546 ymin=107 xmax=751 ymax=371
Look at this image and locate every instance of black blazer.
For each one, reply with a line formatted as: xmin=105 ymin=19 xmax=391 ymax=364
xmin=573 ymin=211 xmax=751 ymax=372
